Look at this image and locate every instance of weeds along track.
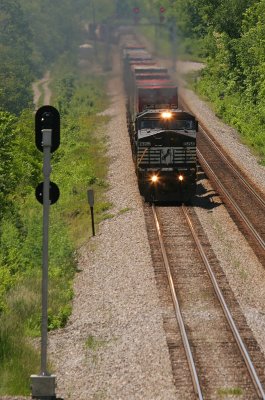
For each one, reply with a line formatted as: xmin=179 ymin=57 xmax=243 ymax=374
xmin=180 ymin=96 xmax=265 ymax=265
xmin=144 ymin=204 xmax=265 ymax=399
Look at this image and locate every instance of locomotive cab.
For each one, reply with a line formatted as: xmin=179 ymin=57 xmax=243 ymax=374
xmin=135 ymin=110 xmax=198 ymax=203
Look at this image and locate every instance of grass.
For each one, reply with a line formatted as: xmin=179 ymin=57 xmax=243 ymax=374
xmin=100 ymin=213 xmax=115 ymax=221
xmin=0 ymin=338 xmax=39 ymax=395
xmin=217 ymin=387 xmax=243 ymax=396
xmin=233 ymin=259 xmax=248 ymax=280
xmin=85 ymin=335 xmax=108 ymax=351
xmin=118 ymin=207 xmax=131 ymax=215
xmin=85 ymin=335 xmax=109 ymax=366
xmin=0 ymin=281 xmax=41 ymax=395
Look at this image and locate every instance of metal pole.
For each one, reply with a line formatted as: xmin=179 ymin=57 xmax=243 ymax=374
xmin=87 ymin=189 xmax=95 ymax=236
xmin=90 ymin=206 xmax=95 ymax=236
xmin=41 ymin=129 xmax=52 ymax=376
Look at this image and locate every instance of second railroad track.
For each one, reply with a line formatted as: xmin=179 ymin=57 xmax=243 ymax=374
xmin=144 ymin=203 xmax=265 ymax=399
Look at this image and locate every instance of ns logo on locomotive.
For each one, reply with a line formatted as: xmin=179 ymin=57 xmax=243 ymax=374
xmin=122 ymin=38 xmax=198 ymax=203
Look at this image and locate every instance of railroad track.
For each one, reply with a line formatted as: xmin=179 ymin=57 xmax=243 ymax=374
xmin=180 ymin=96 xmax=265 ymax=264
xmin=144 ymin=203 xmax=265 ymax=399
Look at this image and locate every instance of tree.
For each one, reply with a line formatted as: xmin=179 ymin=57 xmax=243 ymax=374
xmin=0 ymin=0 xmax=33 ymax=114
xmin=0 ymin=112 xmax=17 ymax=217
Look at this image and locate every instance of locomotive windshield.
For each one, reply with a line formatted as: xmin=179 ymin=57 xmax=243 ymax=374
xmin=139 ymin=118 xmax=195 ymax=131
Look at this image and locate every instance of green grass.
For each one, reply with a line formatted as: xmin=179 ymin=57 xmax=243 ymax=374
xmin=118 ymin=207 xmax=131 ymax=215
xmin=85 ymin=335 xmax=108 ymax=351
xmin=217 ymin=387 xmax=243 ymax=396
xmin=0 ymin=280 xmax=41 ymax=395
xmin=85 ymin=335 xmax=109 ymax=367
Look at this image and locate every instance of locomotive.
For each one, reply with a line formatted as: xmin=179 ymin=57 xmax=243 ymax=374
xmin=123 ymin=40 xmax=198 ymax=203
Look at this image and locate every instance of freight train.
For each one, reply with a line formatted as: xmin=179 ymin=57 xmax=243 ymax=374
xmin=123 ymin=38 xmax=198 ymax=203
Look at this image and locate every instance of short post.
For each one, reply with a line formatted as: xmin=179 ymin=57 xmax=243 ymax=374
xmin=87 ymin=189 xmax=95 ymax=236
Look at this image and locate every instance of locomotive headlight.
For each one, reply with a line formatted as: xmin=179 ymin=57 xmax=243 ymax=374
xmin=178 ymin=174 xmax=184 ymax=182
xmin=151 ymin=174 xmax=159 ymax=183
xmin=161 ymin=111 xmax=172 ymax=119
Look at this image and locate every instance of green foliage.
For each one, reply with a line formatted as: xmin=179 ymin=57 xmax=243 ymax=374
xmin=12 ymin=110 xmax=43 ymax=197
xmin=85 ymin=335 xmax=108 ymax=351
xmin=187 ymin=0 xmax=265 ymax=162
xmin=0 ymin=1 xmax=33 ymax=113
xmin=0 ymin=40 xmax=110 ymax=394
xmin=0 ymin=112 xmax=17 ymax=215
xmin=18 ymin=0 xmax=80 ymax=67
xmin=0 ymin=0 xmax=113 ymax=114
xmin=50 ymin=65 xmax=109 ymax=246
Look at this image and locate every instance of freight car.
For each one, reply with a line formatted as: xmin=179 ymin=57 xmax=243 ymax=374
xmin=122 ymin=40 xmax=198 ymax=203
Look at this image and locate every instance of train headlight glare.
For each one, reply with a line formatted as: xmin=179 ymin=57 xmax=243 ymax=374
xmin=161 ymin=111 xmax=172 ymax=119
xmin=178 ymin=174 xmax=184 ymax=182
xmin=151 ymin=175 xmax=159 ymax=183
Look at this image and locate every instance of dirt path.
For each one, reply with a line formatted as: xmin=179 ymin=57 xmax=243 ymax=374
xmin=32 ymin=71 xmax=51 ymax=108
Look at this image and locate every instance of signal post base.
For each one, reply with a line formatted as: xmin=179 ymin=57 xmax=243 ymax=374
xmin=31 ymin=374 xmax=61 ymax=400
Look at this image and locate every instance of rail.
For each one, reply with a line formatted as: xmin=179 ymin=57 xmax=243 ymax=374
xmin=152 ymin=204 xmax=204 ymax=399
xmin=183 ymin=205 xmax=265 ymax=399
xmin=152 ymin=203 xmax=265 ymax=399
xmin=198 ymin=125 xmax=265 ymax=209
xmin=197 ymin=149 xmax=265 ymax=252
